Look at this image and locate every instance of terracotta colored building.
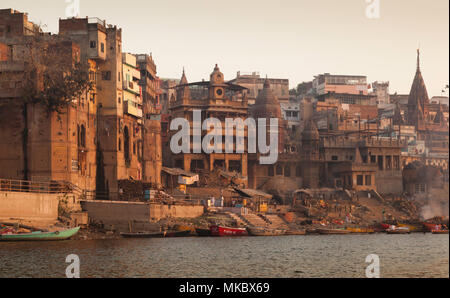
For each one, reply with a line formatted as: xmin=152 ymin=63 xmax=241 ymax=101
xmin=168 ymin=65 xmax=249 ymax=182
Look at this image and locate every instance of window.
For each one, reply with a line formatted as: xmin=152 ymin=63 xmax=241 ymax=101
xmin=7 ymin=25 xmax=11 ymax=33
xmin=332 ymin=156 xmax=338 ymax=161
xmin=79 ymin=125 xmax=86 ymax=148
xmin=394 ymin=156 xmax=400 ymax=170
xmin=133 ymin=142 xmax=136 ymax=155
xmin=124 ymin=126 xmax=130 ymax=164
xmin=378 ymin=156 xmax=384 ymax=170
xmin=370 ymin=155 xmax=376 ymax=164
xmin=118 ymin=97 xmax=121 ymax=104
xmin=102 ymin=71 xmax=111 ymax=81
xmin=90 ymin=41 xmax=97 ymax=48
xmin=268 ymin=166 xmax=274 ymax=177
xmin=386 ymin=156 xmax=392 ymax=169
xmin=296 ymin=166 xmax=301 ymax=177
xmin=357 ymin=175 xmax=364 ymax=186
xmin=118 ymin=138 xmax=121 ymax=151
xmin=365 ymin=175 xmax=372 ymax=186
xmin=100 ymin=42 xmax=105 ymax=53
xmin=191 ymin=160 xmax=205 ymax=172
xmin=276 ymin=165 xmax=283 ymax=176
xmin=284 ymin=165 xmax=291 ymax=177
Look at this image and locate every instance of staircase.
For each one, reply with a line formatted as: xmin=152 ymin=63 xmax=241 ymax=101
xmin=265 ymin=215 xmax=289 ymax=230
xmin=225 ymin=212 xmax=249 ymax=227
xmin=242 ymin=213 xmax=269 ymax=227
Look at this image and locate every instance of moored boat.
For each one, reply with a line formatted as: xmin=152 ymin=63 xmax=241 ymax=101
xmin=247 ymin=226 xmax=286 ymax=236
xmin=120 ymin=230 xmax=190 ymax=238
xmin=346 ymin=227 xmax=375 ymax=234
xmin=0 ymin=227 xmax=80 ymax=241
xmin=386 ymin=227 xmax=410 ymax=234
xmin=432 ymin=230 xmax=449 ymax=234
xmin=284 ymin=230 xmax=306 ymax=236
xmin=210 ymin=225 xmax=248 ymax=237
xmin=423 ymin=222 xmax=442 ymax=232
xmin=195 ymin=228 xmax=212 ymax=237
xmin=316 ymin=228 xmax=351 ymax=235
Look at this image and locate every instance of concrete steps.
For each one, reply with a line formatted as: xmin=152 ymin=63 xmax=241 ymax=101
xmin=265 ymin=214 xmax=289 ymax=229
xmin=242 ymin=213 xmax=268 ymax=227
xmin=225 ymin=212 xmax=248 ymax=227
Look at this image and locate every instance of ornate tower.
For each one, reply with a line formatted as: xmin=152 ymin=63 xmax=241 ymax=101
xmin=209 ymin=64 xmax=225 ymax=100
xmin=251 ymin=79 xmax=286 ymax=153
xmin=407 ymin=49 xmax=430 ymax=128
xmin=301 ymin=119 xmax=321 ymax=189
xmin=177 ymin=68 xmax=191 ymax=103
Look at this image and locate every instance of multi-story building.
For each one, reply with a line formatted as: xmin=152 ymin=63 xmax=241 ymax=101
xmin=0 ymin=10 xmax=163 ymax=199
xmin=136 ymin=53 xmax=162 ymax=187
xmin=229 ymin=71 xmax=290 ymax=105
xmin=313 ymin=73 xmax=369 ymax=96
xmin=372 ymin=81 xmax=390 ymax=105
xmin=0 ymin=10 xmax=98 ymax=191
xmin=168 ymin=65 xmax=249 ymax=182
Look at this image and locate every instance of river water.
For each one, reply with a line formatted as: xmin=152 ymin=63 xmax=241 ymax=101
xmin=0 ymin=234 xmax=448 ymax=278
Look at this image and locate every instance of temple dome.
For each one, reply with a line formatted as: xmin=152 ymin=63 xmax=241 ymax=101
xmin=252 ymin=79 xmax=281 ymax=119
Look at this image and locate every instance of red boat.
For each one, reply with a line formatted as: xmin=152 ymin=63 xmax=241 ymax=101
xmin=423 ymin=222 xmax=441 ymax=232
xmin=210 ymin=225 xmax=248 ymax=237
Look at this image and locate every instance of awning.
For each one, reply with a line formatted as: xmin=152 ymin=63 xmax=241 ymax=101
xmin=162 ymin=167 xmax=197 ymax=177
xmin=233 ymin=188 xmax=273 ymax=199
xmin=293 ymin=189 xmax=314 ymax=197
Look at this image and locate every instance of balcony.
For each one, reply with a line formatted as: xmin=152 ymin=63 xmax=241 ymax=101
xmin=124 ymin=100 xmax=143 ymax=118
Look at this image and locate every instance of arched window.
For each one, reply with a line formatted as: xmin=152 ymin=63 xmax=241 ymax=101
xmin=276 ymin=165 xmax=283 ymax=176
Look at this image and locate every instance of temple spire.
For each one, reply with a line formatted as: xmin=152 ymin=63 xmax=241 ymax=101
xmin=417 ymin=48 xmax=420 ymax=71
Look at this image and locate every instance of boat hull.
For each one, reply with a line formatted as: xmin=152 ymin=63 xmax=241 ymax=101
xmin=386 ymin=229 xmax=410 ymax=234
xmin=247 ymin=227 xmax=286 ymax=236
xmin=210 ymin=225 xmax=248 ymax=237
xmin=195 ymin=228 xmax=212 ymax=237
xmin=432 ymin=230 xmax=449 ymax=234
xmin=285 ymin=230 xmax=306 ymax=236
xmin=120 ymin=230 xmax=190 ymax=238
xmin=316 ymin=228 xmax=351 ymax=235
xmin=0 ymin=227 xmax=80 ymax=241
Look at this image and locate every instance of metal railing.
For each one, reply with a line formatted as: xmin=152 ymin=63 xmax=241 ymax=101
xmin=0 ymin=179 xmax=68 ymax=194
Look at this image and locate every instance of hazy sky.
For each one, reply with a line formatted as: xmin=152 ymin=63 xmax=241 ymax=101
xmin=2 ymin=0 xmax=449 ymax=96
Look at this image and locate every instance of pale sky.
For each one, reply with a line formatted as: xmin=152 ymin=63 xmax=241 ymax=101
xmin=2 ymin=0 xmax=449 ymax=96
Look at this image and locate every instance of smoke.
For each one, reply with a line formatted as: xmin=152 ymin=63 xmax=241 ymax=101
xmin=420 ymin=194 xmax=449 ymax=220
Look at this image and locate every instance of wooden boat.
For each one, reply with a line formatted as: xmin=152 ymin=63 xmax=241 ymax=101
xmin=346 ymin=227 xmax=375 ymax=234
xmin=174 ymin=225 xmax=195 ymax=233
xmin=432 ymin=230 xmax=449 ymax=234
xmin=316 ymin=228 xmax=351 ymax=235
xmin=195 ymin=228 xmax=212 ymax=237
xmin=247 ymin=226 xmax=286 ymax=236
xmin=386 ymin=228 xmax=410 ymax=234
xmin=0 ymin=227 xmax=80 ymax=241
xmin=397 ymin=223 xmax=422 ymax=232
xmin=423 ymin=222 xmax=442 ymax=232
xmin=284 ymin=230 xmax=306 ymax=236
xmin=306 ymin=228 xmax=318 ymax=234
xmin=210 ymin=225 xmax=248 ymax=237
xmin=120 ymin=230 xmax=190 ymax=238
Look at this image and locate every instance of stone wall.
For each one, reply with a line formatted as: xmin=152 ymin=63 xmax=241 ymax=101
xmin=0 ymin=191 xmax=59 ymax=220
xmin=80 ymin=200 xmax=204 ymax=224
xmin=375 ymin=171 xmax=403 ymax=195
